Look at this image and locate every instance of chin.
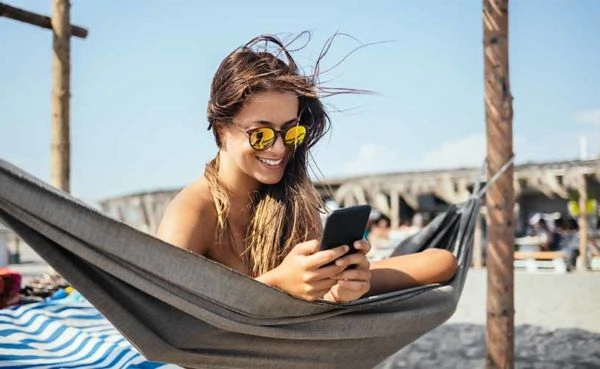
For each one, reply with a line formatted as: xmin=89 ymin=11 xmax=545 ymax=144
xmin=256 ymin=174 xmax=285 ymax=185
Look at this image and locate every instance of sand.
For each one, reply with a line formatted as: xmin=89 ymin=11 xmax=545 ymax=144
xmin=450 ymin=269 xmax=600 ymax=333
xmin=378 ymin=268 xmax=600 ymax=368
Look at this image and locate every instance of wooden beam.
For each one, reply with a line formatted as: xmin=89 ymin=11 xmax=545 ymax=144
xmin=0 ymin=2 xmax=88 ymax=39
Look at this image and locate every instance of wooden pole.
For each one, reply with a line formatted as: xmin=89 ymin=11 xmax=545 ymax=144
xmin=390 ymin=190 xmax=400 ymax=229
xmin=578 ymin=176 xmax=589 ymax=270
xmin=0 ymin=2 xmax=87 ymax=38
xmin=483 ymin=0 xmax=515 ymax=368
xmin=51 ymin=0 xmax=71 ymax=192
xmin=1 ymin=2 xmax=87 ymax=193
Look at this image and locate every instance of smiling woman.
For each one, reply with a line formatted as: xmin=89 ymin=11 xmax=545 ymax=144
xmin=156 ymin=32 xmax=458 ymax=303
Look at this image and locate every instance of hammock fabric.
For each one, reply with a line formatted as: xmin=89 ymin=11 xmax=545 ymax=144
xmin=0 ymin=159 xmax=478 ymax=369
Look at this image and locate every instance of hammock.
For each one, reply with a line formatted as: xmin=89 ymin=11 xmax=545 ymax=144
xmin=0 ymin=159 xmax=479 ymax=369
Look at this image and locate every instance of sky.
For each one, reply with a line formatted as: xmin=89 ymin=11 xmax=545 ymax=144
xmin=1 ymin=1 xmax=599 ymax=202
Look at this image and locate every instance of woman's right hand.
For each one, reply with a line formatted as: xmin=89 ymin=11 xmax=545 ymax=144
xmin=255 ymin=240 xmax=349 ymax=301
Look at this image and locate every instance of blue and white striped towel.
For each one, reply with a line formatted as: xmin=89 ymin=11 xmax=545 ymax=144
xmin=0 ymin=296 xmax=180 ymax=369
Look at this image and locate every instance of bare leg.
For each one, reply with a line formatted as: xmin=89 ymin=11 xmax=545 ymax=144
xmin=368 ymin=249 xmax=458 ymax=296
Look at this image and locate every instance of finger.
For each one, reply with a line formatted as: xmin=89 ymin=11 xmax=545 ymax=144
xmin=354 ymin=255 xmax=371 ymax=271
xmin=357 ymin=258 xmax=370 ymax=270
xmin=337 ymin=279 xmax=370 ymax=293
xmin=354 ymin=239 xmax=371 ymax=254
xmin=312 ymin=263 xmax=347 ymax=279
xmin=333 ymin=269 xmax=371 ymax=282
xmin=302 ymin=279 xmax=337 ymax=298
xmin=310 ymin=245 xmax=350 ymax=268
xmin=335 ymin=253 xmax=369 ymax=269
xmin=292 ymin=239 xmax=320 ymax=255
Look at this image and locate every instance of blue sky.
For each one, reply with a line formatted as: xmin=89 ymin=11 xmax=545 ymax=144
xmin=1 ymin=1 xmax=599 ymax=202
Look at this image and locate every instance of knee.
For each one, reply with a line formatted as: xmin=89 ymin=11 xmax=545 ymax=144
xmin=423 ymin=248 xmax=458 ymax=282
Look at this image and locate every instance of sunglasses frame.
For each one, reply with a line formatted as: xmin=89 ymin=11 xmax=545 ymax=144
xmin=230 ymin=121 xmax=308 ymax=151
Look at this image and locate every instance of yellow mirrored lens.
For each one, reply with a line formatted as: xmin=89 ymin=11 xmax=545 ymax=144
xmin=249 ymin=128 xmax=275 ymax=150
xmin=284 ymin=125 xmax=307 ymax=145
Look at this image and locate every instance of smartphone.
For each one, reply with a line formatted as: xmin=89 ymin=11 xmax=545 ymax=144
xmin=319 ymin=205 xmax=372 ymax=257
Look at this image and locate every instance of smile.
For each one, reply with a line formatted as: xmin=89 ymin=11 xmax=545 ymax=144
xmin=257 ymin=157 xmax=284 ymax=167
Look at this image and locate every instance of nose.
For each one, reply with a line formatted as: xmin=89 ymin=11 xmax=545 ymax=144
xmin=267 ymin=133 xmax=286 ymax=154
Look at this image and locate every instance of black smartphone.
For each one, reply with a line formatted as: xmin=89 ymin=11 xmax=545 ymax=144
xmin=320 ymin=205 xmax=372 ymax=256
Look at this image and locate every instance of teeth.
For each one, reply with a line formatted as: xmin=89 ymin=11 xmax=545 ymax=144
xmin=258 ymin=157 xmax=283 ymax=166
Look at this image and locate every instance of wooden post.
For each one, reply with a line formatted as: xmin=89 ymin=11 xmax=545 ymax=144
xmin=1 ymin=2 xmax=88 ymax=193
xmin=578 ymin=176 xmax=589 ymax=270
xmin=51 ymin=0 xmax=71 ymax=192
xmin=483 ymin=0 xmax=515 ymax=368
xmin=390 ymin=189 xmax=400 ymax=229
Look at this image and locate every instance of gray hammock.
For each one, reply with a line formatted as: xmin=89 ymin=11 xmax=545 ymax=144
xmin=0 ymin=159 xmax=479 ymax=369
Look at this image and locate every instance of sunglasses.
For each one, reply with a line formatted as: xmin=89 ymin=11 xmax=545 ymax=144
xmin=232 ymin=122 xmax=308 ymax=151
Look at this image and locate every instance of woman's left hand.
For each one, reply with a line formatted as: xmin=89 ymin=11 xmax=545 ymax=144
xmin=324 ymin=239 xmax=371 ymax=303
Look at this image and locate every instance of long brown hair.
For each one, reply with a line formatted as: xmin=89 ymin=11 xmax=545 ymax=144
xmin=205 ymin=32 xmax=363 ymax=276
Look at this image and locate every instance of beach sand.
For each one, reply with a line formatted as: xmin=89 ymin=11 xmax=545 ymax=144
xmin=378 ymin=269 xmax=600 ymax=369
xmin=450 ymin=269 xmax=600 ymax=333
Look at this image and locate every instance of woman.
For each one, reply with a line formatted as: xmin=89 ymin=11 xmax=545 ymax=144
xmin=157 ymin=34 xmax=457 ymax=303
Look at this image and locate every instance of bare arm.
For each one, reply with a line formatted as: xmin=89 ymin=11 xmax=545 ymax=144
xmin=368 ymin=249 xmax=458 ymax=296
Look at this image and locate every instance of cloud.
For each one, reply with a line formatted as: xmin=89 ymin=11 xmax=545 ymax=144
xmin=573 ymin=109 xmax=600 ymax=127
xmin=344 ymin=143 xmax=401 ymax=175
xmin=342 ymin=134 xmax=535 ymax=177
xmin=420 ymin=133 xmax=486 ymax=169
xmin=419 ymin=133 xmax=530 ymax=170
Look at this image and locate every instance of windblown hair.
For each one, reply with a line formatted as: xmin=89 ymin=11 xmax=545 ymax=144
xmin=205 ymin=32 xmax=362 ymax=276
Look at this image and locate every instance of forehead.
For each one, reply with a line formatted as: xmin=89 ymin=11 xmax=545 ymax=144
xmin=236 ymin=91 xmax=299 ymax=127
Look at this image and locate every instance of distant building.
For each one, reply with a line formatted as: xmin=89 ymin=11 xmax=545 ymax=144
xmin=313 ymin=158 xmax=600 ymax=232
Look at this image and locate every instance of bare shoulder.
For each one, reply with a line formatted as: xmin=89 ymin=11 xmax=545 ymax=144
xmin=156 ymin=177 xmax=216 ymax=255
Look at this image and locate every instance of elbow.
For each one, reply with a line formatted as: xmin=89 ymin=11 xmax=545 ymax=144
xmin=439 ymin=249 xmax=459 ymax=282
xmin=424 ymin=248 xmax=458 ymax=283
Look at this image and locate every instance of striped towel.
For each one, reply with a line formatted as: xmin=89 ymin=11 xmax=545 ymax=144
xmin=0 ymin=297 xmax=181 ymax=369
